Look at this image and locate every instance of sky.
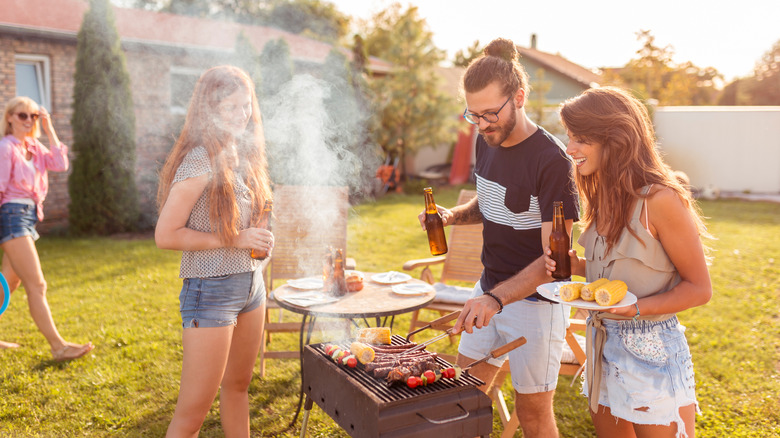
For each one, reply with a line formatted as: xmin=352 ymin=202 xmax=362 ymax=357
xmin=330 ymin=0 xmax=780 ymax=82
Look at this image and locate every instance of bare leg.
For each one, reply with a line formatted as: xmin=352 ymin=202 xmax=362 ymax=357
xmin=220 ymin=303 xmax=265 ymax=437
xmin=1 ymin=254 xmax=21 ymax=349
xmin=514 ymin=390 xmax=559 ymax=438
xmin=167 ymin=325 xmax=234 ymax=438
xmin=1 ymin=236 xmax=93 ymax=360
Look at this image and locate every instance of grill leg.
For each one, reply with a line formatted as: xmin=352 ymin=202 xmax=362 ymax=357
xmin=299 ymin=395 xmax=313 ymax=438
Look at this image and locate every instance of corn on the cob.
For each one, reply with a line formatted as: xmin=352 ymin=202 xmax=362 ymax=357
xmin=559 ymin=283 xmax=584 ymax=302
xmin=357 ymin=327 xmax=391 ymax=345
xmin=350 ymin=342 xmax=375 ymax=364
xmin=594 ymin=280 xmax=628 ymax=306
xmin=581 ymin=278 xmax=609 ymax=301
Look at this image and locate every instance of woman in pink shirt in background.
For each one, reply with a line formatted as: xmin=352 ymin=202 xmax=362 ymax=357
xmin=0 ymin=96 xmax=93 ymax=361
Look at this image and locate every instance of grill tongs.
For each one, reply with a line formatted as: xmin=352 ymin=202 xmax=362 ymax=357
xmin=399 ymin=310 xmax=462 ymax=355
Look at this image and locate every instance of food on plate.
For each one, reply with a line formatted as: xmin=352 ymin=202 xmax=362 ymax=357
xmin=581 ymin=278 xmax=609 ymax=301
xmin=594 ymin=280 xmax=628 ymax=306
xmin=350 ymin=342 xmax=375 ymax=364
xmin=559 ymin=283 xmax=584 ymax=301
xmin=346 ymin=271 xmax=364 ymax=292
xmin=357 ymin=327 xmax=391 ymax=345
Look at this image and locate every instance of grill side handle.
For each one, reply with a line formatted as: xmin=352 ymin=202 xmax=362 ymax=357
xmin=415 ymin=403 xmax=470 ymax=424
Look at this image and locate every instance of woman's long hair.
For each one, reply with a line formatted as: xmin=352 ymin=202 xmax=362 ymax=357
xmin=560 ymin=86 xmax=709 ymax=251
xmin=3 ymin=96 xmax=41 ymax=138
xmin=157 ymin=65 xmax=271 ymax=245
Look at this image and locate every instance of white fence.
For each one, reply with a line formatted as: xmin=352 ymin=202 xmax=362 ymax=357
xmin=654 ymin=106 xmax=780 ymax=194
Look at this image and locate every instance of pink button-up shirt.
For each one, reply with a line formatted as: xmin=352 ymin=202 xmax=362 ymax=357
xmin=0 ymin=134 xmax=69 ymax=221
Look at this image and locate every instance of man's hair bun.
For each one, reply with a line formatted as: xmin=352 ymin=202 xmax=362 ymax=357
xmin=484 ymin=38 xmax=518 ymax=63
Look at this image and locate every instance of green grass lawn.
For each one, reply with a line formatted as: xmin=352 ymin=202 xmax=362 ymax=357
xmin=0 ymin=186 xmax=778 ymax=437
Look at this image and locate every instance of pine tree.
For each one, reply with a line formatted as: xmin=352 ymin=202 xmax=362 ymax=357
xmin=69 ymin=0 xmax=139 ymax=234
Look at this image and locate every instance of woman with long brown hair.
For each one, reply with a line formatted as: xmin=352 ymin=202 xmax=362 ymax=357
xmin=1 ymin=96 xmax=93 ymax=360
xmin=554 ymin=86 xmax=712 ymax=437
xmin=156 ymin=65 xmax=272 ymax=437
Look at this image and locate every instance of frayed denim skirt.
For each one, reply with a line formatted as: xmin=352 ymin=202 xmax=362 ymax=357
xmin=584 ymin=315 xmax=698 ymax=437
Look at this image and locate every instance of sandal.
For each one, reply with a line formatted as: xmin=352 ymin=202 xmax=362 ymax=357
xmin=52 ymin=342 xmax=94 ymax=362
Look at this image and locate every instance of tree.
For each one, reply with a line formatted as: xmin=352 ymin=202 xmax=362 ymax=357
xmin=363 ymin=4 xmax=458 ymax=181
xmin=453 ymin=40 xmax=483 ymax=68
xmin=258 ymin=38 xmax=294 ymax=103
xmin=118 ymin=0 xmax=349 ymax=43
xmin=744 ymin=39 xmax=780 ymax=105
xmin=69 ymin=0 xmax=140 ymax=235
xmin=604 ymin=30 xmax=722 ymax=105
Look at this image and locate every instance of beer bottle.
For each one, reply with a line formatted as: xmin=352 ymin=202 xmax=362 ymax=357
xmin=550 ymin=201 xmax=571 ymax=281
xmin=423 ymin=187 xmax=448 ymax=255
xmin=330 ymin=248 xmax=348 ymax=297
xmin=322 ymin=246 xmax=334 ymax=292
xmin=250 ymin=200 xmax=273 ymax=260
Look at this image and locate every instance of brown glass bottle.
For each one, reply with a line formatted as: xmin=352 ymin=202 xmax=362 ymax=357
xmin=549 ymin=201 xmax=571 ymax=280
xmin=250 ymin=200 xmax=273 ymax=260
xmin=423 ymin=187 xmax=448 ymax=255
xmin=329 ymin=248 xmax=348 ymax=297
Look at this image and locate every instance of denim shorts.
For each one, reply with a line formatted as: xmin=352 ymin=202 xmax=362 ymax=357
xmin=0 ymin=203 xmax=40 ymax=245
xmin=458 ymin=281 xmax=570 ymax=394
xmin=179 ymin=268 xmax=266 ymax=329
xmin=583 ymin=316 xmax=697 ymax=436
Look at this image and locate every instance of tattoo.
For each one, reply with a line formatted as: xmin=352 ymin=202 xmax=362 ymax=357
xmin=452 ymin=197 xmax=483 ymax=225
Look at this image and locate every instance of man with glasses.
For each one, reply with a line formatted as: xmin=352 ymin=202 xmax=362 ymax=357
xmin=423 ymin=38 xmax=579 ymax=437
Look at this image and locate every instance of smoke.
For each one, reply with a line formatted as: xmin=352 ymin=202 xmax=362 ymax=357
xmin=262 ymin=73 xmax=377 ymax=190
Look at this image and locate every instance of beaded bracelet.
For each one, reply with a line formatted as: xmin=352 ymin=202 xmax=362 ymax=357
xmin=483 ymin=291 xmax=504 ymax=314
xmin=632 ymin=302 xmax=641 ymax=321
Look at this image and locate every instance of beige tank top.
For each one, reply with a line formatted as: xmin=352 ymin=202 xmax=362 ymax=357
xmin=577 ymin=185 xmax=680 ymax=303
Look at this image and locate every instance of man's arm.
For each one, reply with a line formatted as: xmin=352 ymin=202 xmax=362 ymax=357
xmin=446 ymin=195 xmax=482 ymax=226
xmin=452 ymin=218 xmax=574 ymax=334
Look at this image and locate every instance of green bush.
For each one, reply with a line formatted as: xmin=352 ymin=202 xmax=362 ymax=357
xmin=69 ymin=0 xmax=139 ymax=235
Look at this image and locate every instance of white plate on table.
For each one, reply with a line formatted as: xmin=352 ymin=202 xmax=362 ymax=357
xmin=536 ymin=282 xmax=638 ymax=310
xmin=371 ymin=271 xmax=412 ymax=284
xmin=281 ymin=291 xmax=339 ymax=307
xmin=286 ymin=277 xmax=324 ymax=290
xmin=391 ymin=283 xmax=434 ymax=296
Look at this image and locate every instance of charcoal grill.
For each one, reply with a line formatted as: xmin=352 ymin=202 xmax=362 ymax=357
xmin=300 ymin=335 xmax=493 ymax=437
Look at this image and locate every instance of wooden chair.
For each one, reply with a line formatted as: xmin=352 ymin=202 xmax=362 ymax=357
xmin=402 ymin=189 xmax=482 ymax=360
xmin=259 ymin=185 xmax=354 ymax=376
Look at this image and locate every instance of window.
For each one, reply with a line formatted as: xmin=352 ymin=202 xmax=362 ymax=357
xmin=170 ymin=67 xmax=202 ymax=115
xmin=15 ymin=55 xmax=51 ymax=110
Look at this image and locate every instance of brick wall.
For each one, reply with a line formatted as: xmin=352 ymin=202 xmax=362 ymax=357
xmin=1 ymin=34 xmax=237 ymax=234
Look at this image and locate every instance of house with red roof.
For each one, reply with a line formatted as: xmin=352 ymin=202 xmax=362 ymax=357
xmin=0 ymin=0 xmax=389 ymax=230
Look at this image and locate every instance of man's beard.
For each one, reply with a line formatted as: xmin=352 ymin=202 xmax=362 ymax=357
xmin=478 ymin=106 xmax=516 ymax=147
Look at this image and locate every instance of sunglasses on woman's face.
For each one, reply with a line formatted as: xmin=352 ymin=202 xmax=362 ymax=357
xmin=15 ymin=112 xmax=40 ymax=121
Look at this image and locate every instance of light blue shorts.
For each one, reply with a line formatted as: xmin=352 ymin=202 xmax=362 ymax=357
xmin=179 ymin=268 xmax=266 ymax=329
xmin=583 ymin=315 xmax=697 ymax=436
xmin=458 ymin=281 xmax=570 ymax=394
xmin=0 ymin=203 xmax=40 ymax=244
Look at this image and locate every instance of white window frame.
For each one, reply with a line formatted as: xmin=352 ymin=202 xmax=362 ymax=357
xmin=170 ymin=66 xmax=203 ymax=115
xmin=14 ymin=54 xmax=52 ymax=110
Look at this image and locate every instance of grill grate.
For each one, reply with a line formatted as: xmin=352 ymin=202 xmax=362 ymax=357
xmin=312 ymin=335 xmax=484 ymax=403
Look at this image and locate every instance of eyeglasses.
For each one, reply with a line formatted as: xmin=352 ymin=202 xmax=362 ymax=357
xmin=463 ymin=95 xmax=513 ymax=125
xmin=15 ymin=112 xmax=40 ymax=122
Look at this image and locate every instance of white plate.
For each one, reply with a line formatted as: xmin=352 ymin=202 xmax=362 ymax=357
xmin=391 ymin=283 xmax=434 ymax=296
xmin=281 ymin=291 xmax=339 ymax=307
xmin=536 ymin=281 xmax=638 ymax=310
xmin=371 ymin=271 xmax=412 ymax=284
xmin=286 ymin=277 xmax=324 ymax=290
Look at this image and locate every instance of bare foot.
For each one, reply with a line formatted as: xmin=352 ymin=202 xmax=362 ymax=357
xmin=0 ymin=340 xmax=20 ymax=349
xmin=52 ymin=342 xmax=94 ymax=362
